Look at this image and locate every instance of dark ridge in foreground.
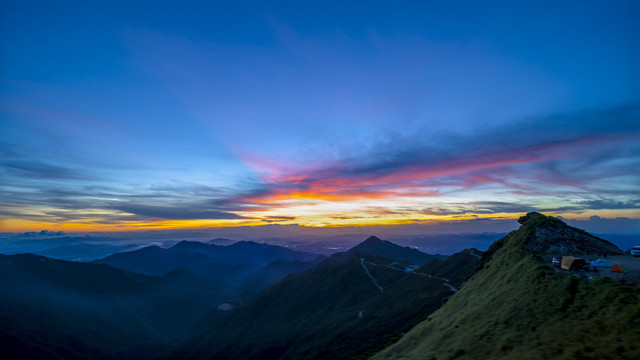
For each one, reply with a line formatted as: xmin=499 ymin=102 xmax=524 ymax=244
xmin=372 ymin=213 xmax=640 ymax=360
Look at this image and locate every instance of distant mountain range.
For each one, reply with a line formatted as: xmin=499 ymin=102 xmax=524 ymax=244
xmin=0 ymin=236 xmax=142 ymax=261
xmin=94 ymin=240 xmax=318 ymax=276
xmin=92 ymin=240 xmax=322 ymax=294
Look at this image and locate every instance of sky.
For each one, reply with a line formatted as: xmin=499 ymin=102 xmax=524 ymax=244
xmin=1 ymin=0 xmax=639 ymax=234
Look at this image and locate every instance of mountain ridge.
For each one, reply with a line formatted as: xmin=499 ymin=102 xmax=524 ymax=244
xmin=92 ymin=240 xmax=318 ymax=285
xmin=168 ymin=237 xmax=472 ymax=360
xmin=372 ymin=212 xmax=640 ymax=360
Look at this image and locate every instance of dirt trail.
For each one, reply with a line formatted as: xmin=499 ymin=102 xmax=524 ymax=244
xmin=360 ymin=258 xmax=384 ymax=293
xmin=361 ymin=259 xmax=457 ymax=292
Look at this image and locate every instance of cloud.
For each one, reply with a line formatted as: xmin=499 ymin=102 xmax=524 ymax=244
xmin=577 ymin=199 xmax=640 ymax=210
xmin=561 ymin=216 xmax=640 ymax=235
xmin=239 ymin=104 xmax=640 ymax=206
xmin=110 ymin=204 xmax=247 ymax=220
xmin=1 ymin=103 xmax=638 ymax=227
xmin=421 ymin=201 xmax=567 ymax=216
xmin=1 ymin=160 xmax=98 ymax=181
xmin=261 ymin=215 xmax=297 ymax=223
xmin=0 ymin=183 xmax=255 ymax=224
xmin=264 ymin=216 xmax=296 ymax=220
xmin=422 ymin=199 xmax=640 ymax=216
xmin=18 ymin=230 xmax=66 ymax=237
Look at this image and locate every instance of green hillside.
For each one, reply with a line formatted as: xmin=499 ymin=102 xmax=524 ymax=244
xmin=372 ymin=213 xmax=640 ymax=360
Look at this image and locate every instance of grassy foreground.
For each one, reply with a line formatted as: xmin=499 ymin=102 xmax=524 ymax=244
xmin=371 ymin=213 xmax=640 ymax=360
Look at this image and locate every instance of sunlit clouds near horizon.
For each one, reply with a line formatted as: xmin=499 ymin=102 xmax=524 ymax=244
xmin=1 ymin=1 xmax=638 ymax=233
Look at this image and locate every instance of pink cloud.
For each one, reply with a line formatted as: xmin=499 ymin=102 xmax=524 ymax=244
xmin=234 ymin=134 xmax=635 ymax=206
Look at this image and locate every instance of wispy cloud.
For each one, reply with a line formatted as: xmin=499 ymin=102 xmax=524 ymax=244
xmin=108 ymin=204 xmax=247 ymax=220
xmin=577 ymin=199 xmax=640 ymax=210
xmin=2 ymin=104 xmax=638 ymax=228
xmin=1 ymin=159 xmax=100 ymax=181
xmin=238 ymin=104 xmax=639 ymax=208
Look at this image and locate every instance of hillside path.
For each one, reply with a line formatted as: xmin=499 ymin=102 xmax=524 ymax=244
xmin=362 ymin=259 xmax=457 ymax=292
xmin=360 ymin=258 xmax=384 ymax=293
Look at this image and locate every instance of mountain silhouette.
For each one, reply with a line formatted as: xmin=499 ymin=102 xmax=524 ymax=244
xmin=95 ymin=240 xmax=317 ymax=275
xmin=93 ymin=240 xmax=319 ymax=292
xmin=343 ymin=235 xmax=446 ymax=265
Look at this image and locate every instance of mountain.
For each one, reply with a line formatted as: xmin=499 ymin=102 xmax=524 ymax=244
xmin=93 ymin=240 xmax=319 ymax=292
xmin=188 ymin=255 xmax=327 ymax=335
xmin=0 ymin=254 xmax=227 ymax=360
xmin=233 ymin=256 xmax=326 ymax=299
xmin=372 ymin=213 xmax=640 ymax=360
xmin=345 ymin=235 xmax=446 ymax=266
xmin=93 ymin=245 xmax=188 ymax=276
xmin=207 ymin=237 xmax=237 ymax=246
xmin=94 ymin=240 xmax=317 ymax=276
xmin=417 ymin=248 xmax=483 ymax=288
xmin=508 ymin=212 xmax=622 ymax=259
xmin=0 ymin=236 xmax=140 ymax=261
xmin=170 ymin=238 xmax=471 ymax=360
xmin=223 ymin=240 xmax=319 ymax=264
xmin=92 ymin=240 xmax=324 ymax=316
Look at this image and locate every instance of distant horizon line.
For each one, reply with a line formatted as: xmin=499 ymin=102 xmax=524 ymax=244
xmin=3 ymin=212 xmax=639 ymax=236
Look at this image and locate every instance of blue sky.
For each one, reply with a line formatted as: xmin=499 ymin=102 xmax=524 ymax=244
xmin=1 ymin=0 xmax=638 ymax=233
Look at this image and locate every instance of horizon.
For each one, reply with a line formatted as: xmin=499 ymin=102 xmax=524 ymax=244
xmin=2 ymin=212 xmax=639 ymax=258
xmin=4 ymin=212 xmax=640 ymax=236
xmin=2 ymin=1 xmax=639 ymax=234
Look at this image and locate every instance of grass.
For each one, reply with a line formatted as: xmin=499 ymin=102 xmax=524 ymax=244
xmin=372 ymin=213 xmax=640 ymax=360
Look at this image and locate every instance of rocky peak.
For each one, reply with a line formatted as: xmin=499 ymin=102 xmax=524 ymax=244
xmin=518 ymin=212 xmax=622 ymax=258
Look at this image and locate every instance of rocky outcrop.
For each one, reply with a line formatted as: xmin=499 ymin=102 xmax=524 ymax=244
xmin=517 ymin=212 xmax=623 ymax=258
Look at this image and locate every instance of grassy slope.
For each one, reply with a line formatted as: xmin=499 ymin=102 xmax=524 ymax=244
xmin=372 ymin=214 xmax=640 ymax=360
